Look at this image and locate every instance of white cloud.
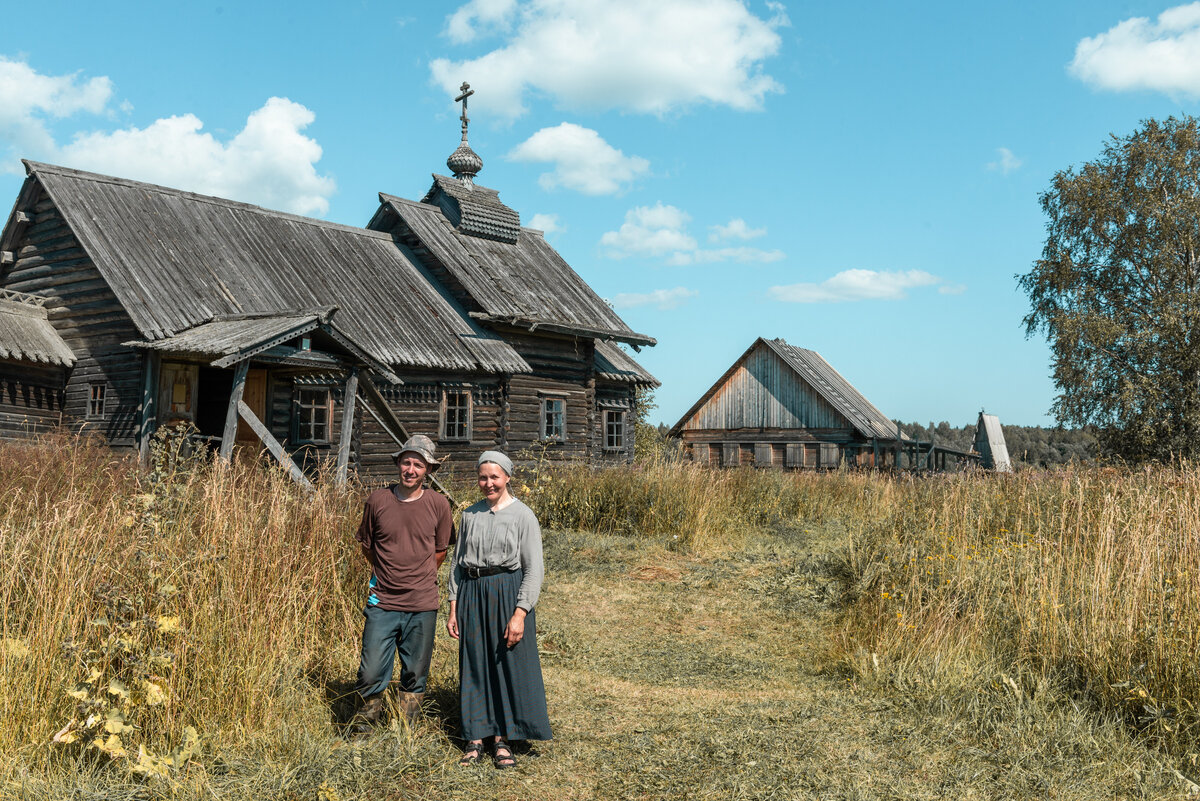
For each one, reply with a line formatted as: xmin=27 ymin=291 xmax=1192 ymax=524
xmin=59 ymin=97 xmax=335 ymax=216
xmin=1071 ymin=3 xmax=1200 ymax=95
xmin=508 ymin=123 xmax=648 ymax=195
xmin=769 ymin=269 xmax=941 ymax=303
xmin=709 ymin=217 xmax=766 ymax=242
xmin=528 ymin=212 xmax=562 ymax=233
xmin=938 ymin=283 xmax=967 ymax=296
xmin=601 ymin=203 xmax=697 ymax=257
xmin=431 ymin=0 xmax=785 ymax=119
xmin=602 ymin=203 xmax=785 ymax=264
xmin=612 ymin=287 xmax=698 ymax=310
xmin=987 ymin=147 xmax=1023 ymax=174
xmin=446 ymin=0 xmax=518 ymax=42
xmin=0 ymin=57 xmax=112 ymax=168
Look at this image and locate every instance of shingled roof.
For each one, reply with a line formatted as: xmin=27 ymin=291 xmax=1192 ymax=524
xmin=372 ymin=190 xmax=656 ymax=347
xmin=425 ymin=174 xmax=521 ymax=243
xmin=0 ymin=290 xmax=75 ymax=367
xmin=594 ymin=340 xmax=658 ymax=386
xmin=16 ymin=161 xmax=529 ymax=376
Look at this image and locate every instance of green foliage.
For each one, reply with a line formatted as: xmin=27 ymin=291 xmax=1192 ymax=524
xmin=1019 ymin=115 xmax=1200 ymax=462
xmin=632 ymin=386 xmax=681 ymax=463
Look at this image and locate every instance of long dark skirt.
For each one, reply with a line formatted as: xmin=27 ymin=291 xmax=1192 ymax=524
xmin=457 ymin=569 xmax=552 ymax=742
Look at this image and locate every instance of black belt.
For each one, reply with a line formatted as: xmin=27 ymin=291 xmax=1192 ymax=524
xmin=463 ymin=565 xmax=515 ymax=579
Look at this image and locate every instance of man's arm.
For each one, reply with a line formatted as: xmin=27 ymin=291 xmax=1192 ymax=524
xmin=436 ymin=549 xmax=448 ymax=569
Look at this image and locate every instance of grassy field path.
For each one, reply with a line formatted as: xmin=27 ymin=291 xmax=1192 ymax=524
xmin=416 ymin=525 xmax=1193 ymax=800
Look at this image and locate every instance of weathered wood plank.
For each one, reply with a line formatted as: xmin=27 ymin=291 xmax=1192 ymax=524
xmin=336 ymin=369 xmax=358 ymax=484
xmin=219 ymin=362 xmax=249 ymax=460
xmin=237 ymin=400 xmax=312 ymax=489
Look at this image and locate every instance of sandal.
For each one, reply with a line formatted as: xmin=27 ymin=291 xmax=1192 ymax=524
xmin=458 ymin=741 xmax=484 ymax=767
xmin=492 ymin=738 xmax=517 ymax=770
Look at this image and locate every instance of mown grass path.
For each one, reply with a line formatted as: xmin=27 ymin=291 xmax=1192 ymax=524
xmin=412 ymin=525 xmax=1191 ymax=800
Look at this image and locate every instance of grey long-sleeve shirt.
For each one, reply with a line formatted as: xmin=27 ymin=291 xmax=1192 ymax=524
xmin=447 ymin=498 xmax=544 ymax=611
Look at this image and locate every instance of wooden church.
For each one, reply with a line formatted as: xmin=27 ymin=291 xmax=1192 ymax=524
xmin=0 ymin=85 xmax=656 ymax=484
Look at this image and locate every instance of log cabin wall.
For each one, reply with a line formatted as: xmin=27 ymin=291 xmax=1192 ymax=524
xmin=1 ymin=188 xmax=143 ymax=446
xmin=594 ymin=382 xmax=637 ymax=463
xmin=0 ymin=360 xmax=65 ymax=441
xmin=498 ymin=329 xmax=593 ymax=462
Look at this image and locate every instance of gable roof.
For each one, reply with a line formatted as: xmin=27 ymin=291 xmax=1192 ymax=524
xmin=669 ymin=337 xmax=901 ymax=440
xmin=0 ymin=289 xmax=75 ymax=366
xmin=373 ymin=189 xmax=655 ymax=347
xmin=13 ymin=161 xmax=529 ymax=376
xmin=974 ymin=412 xmax=1013 ymax=472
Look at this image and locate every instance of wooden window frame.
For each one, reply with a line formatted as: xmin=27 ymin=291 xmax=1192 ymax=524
xmin=294 ymin=387 xmax=332 ymax=444
xmin=441 ymin=388 xmax=473 ymax=441
xmin=603 ymin=409 xmax=625 ymax=452
xmin=87 ymin=383 xmax=106 ymax=419
xmin=541 ymin=397 xmax=566 ymax=442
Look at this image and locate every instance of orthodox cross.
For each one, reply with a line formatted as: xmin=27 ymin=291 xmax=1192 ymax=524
xmin=455 ymin=82 xmax=474 ymax=143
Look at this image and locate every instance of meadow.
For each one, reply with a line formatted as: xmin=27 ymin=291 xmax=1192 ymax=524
xmin=2 ymin=434 xmax=1199 ymax=799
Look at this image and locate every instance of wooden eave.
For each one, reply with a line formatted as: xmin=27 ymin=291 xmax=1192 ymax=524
xmin=469 ymin=312 xmax=657 ymax=349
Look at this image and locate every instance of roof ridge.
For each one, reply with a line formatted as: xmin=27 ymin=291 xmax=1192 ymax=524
xmin=25 ymin=160 xmax=393 ymax=241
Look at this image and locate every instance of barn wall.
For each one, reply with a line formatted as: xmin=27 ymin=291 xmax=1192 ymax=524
xmin=2 ymin=188 xmax=144 ymax=446
xmin=0 ymin=360 xmax=65 ymax=441
xmin=680 ymin=343 xmax=854 ymax=433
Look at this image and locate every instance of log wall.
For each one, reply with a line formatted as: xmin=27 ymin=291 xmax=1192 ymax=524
xmin=0 ymin=360 xmax=65 ymax=441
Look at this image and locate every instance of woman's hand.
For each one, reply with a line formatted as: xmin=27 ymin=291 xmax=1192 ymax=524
xmin=447 ymin=601 xmax=460 ymax=640
xmin=503 ymin=608 xmax=527 ymax=648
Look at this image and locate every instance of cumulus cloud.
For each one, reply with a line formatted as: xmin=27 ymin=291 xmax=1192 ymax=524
xmin=602 ymin=203 xmax=784 ymax=264
xmin=431 ymin=0 xmax=785 ymax=119
xmin=987 ymin=147 xmax=1023 ymax=174
xmin=938 ymin=283 xmax=967 ymax=296
xmin=709 ymin=217 xmax=767 ymax=242
xmin=446 ymin=0 xmax=518 ymax=42
xmin=59 ymin=97 xmax=335 ymax=216
xmin=768 ymin=269 xmax=942 ymax=303
xmin=528 ymin=212 xmax=562 ymax=233
xmin=611 ymin=286 xmax=699 ymax=310
xmin=601 ymin=203 xmax=698 ymax=257
xmin=1071 ymin=3 xmax=1200 ymax=95
xmin=0 ymin=57 xmax=113 ymax=169
xmin=508 ymin=123 xmax=649 ymax=195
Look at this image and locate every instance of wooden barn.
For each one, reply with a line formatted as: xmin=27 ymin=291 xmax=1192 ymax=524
xmin=669 ymin=337 xmax=911 ymax=469
xmin=0 ymin=93 xmax=656 ymax=483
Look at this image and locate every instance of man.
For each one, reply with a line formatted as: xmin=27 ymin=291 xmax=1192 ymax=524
xmin=350 ymin=434 xmax=454 ymax=733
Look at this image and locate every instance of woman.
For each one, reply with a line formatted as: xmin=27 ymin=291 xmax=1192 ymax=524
xmin=447 ymin=450 xmax=552 ymax=769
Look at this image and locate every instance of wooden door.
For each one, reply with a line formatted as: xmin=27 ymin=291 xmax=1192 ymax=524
xmin=235 ymin=370 xmax=268 ymax=443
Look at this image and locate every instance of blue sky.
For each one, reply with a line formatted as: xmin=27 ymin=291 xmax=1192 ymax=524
xmin=3 ymin=1 xmax=1199 ymax=427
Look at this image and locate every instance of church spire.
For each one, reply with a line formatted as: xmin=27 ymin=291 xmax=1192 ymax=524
xmin=446 ymin=82 xmax=483 ymax=187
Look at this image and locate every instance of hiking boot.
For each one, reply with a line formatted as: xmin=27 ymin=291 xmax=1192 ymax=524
xmin=348 ymin=694 xmax=384 ymax=736
xmin=398 ymin=691 xmax=425 ymax=726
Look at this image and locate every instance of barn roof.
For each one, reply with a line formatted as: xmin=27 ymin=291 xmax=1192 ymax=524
xmin=594 ymin=340 xmax=659 ymax=386
xmin=669 ymin=337 xmax=901 ymax=440
xmin=0 ymin=289 xmax=75 ymax=367
xmin=373 ymin=189 xmax=656 ymax=347
xmin=16 ymin=161 xmax=529 ymax=376
xmin=974 ymin=412 xmax=1013 ymax=472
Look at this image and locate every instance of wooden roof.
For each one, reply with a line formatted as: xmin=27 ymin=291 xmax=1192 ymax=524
xmin=0 ymin=289 xmax=75 ymax=366
xmin=425 ymin=174 xmax=521 ymax=243
xmin=974 ymin=412 xmax=1013 ymax=472
xmin=669 ymin=337 xmax=902 ymax=440
xmin=14 ymin=162 xmax=530 ymax=376
xmin=373 ymin=189 xmax=655 ymax=347
xmin=594 ymin=340 xmax=658 ymax=386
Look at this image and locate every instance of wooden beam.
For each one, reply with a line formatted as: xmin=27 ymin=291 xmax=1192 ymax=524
xmin=0 ymin=251 xmax=13 ymax=266
xmin=336 ymin=368 xmax=359 ymax=485
xmin=219 ymin=362 xmax=249 ymax=461
xmin=237 ymin=400 xmax=313 ymax=489
xmin=137 ymin=352 xmax=160 ymax=466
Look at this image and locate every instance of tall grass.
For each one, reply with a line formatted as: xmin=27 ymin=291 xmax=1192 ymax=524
xmin=834 ymin=465 xmax=1200 ymax=756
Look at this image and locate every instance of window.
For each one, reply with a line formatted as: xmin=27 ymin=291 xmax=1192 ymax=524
xmin=541 ymin=398 xmax=565 ymax=441
xmin=88 ymin=383 xmax=106 ymax=418
xmin=295 ymin=388 xmax=331 ymax=443
xmin=603 ymin=410 xmax=625 ymax=451
xmin=442 ymin=389 xmax=472 ymax=440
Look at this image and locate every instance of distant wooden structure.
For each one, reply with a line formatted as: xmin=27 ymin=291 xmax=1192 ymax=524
xmin=974 ymin=411 xmax=1012 ymax=472
xmin=669 ymin=337 xmax=922 ymax=469
xmin=0 ymin=85 xmax=656 ymax=482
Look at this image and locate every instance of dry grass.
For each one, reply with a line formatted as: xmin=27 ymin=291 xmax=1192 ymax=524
xmin=0 ymin=437 xmax=1196 ymax=798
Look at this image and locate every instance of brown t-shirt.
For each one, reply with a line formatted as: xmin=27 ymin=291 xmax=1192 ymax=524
xmin=355 ymin=487 xmax=455 ymax=612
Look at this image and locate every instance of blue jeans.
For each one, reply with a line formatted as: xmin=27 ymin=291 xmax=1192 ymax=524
xmin=355 ymin=606 xmax=437 ymax=698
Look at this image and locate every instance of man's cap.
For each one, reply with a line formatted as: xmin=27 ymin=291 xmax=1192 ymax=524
xmin=391 ymin=434 xmax=441 ymax=472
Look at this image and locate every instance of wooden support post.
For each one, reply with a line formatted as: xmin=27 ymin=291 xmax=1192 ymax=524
xmin=219 ymin=361 xmax=249 ymax=461
xmin=237 ymin=400 xmax=312 ymax=489
xmin=138 ymin=352 xmax=160 ymax=466
xmin=336 ymin=368 xmax=359 ymax=485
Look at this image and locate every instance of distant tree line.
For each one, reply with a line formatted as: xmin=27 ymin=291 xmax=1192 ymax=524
xmin=896 ymin=421 xmax=1099 ymax=468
